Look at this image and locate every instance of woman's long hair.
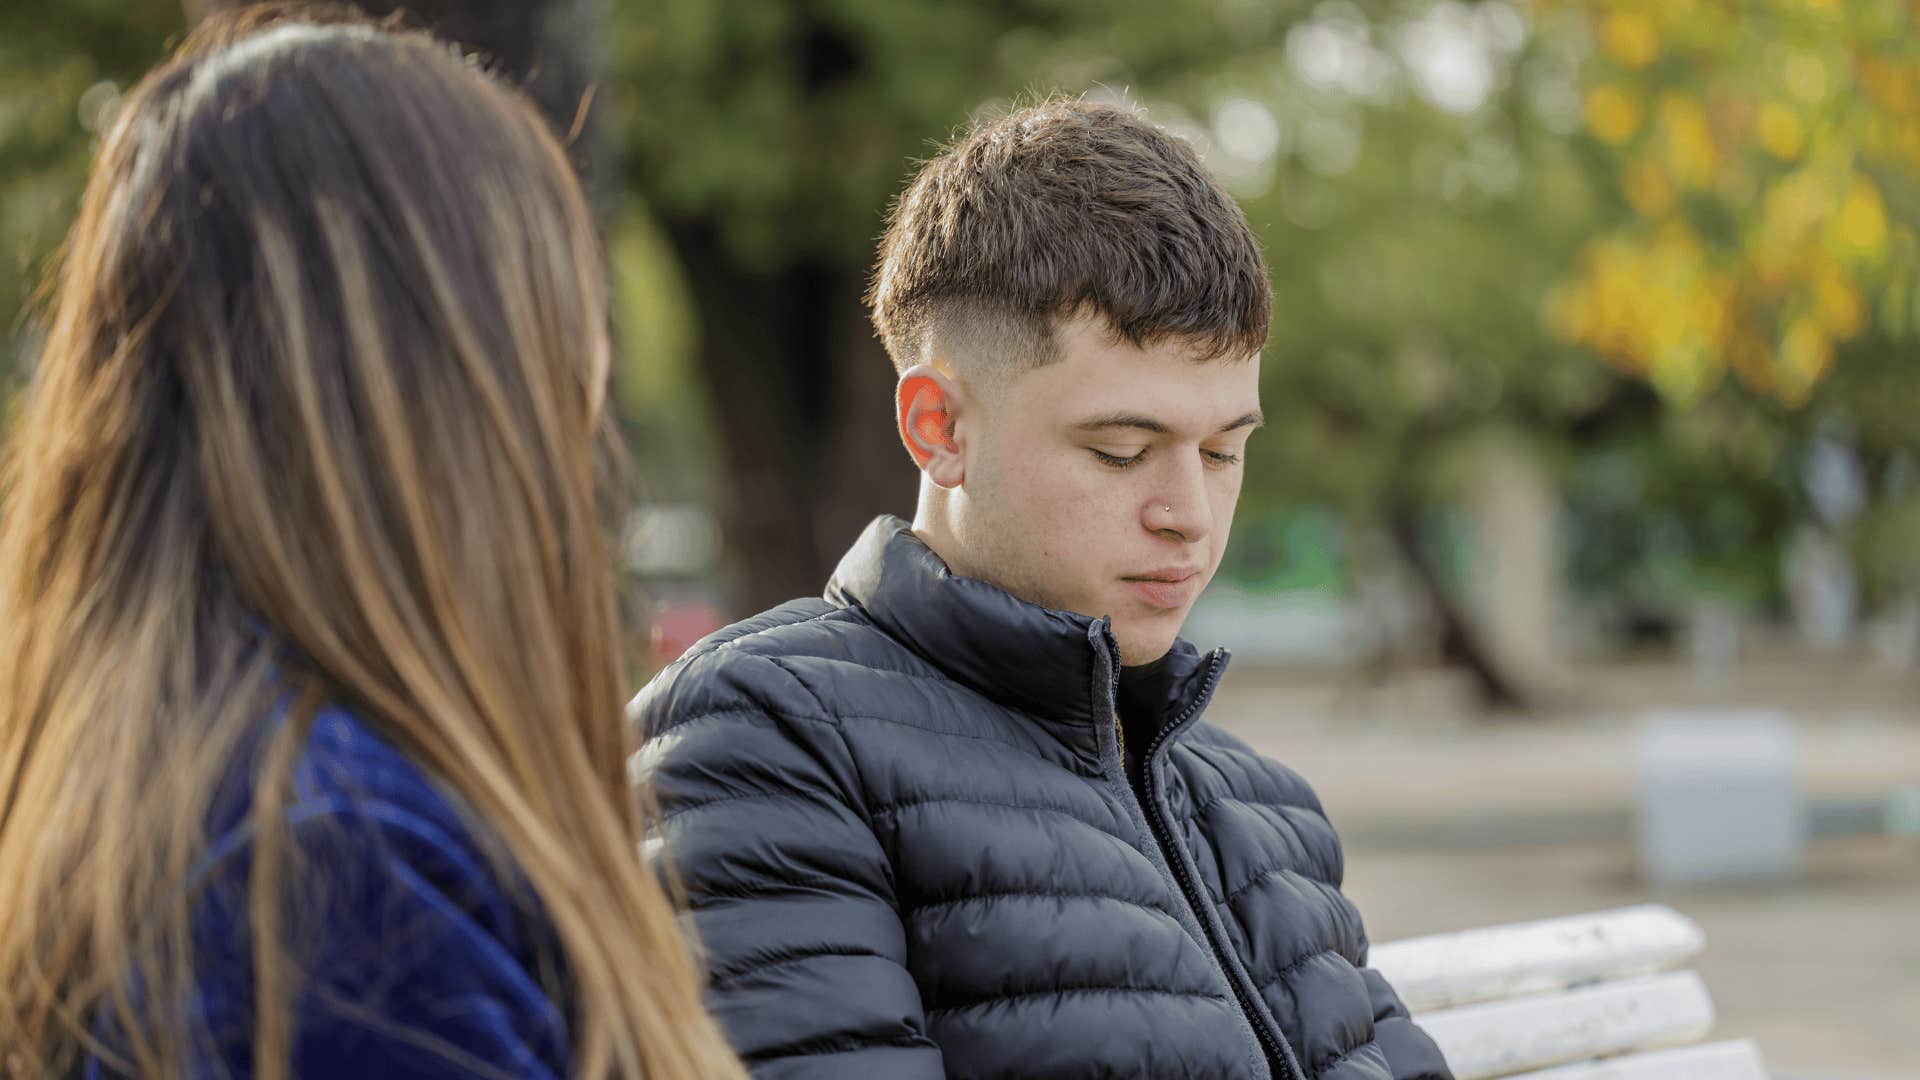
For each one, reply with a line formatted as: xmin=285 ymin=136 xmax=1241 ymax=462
xmin=0 ymin=11 xmax=741 ymax=1078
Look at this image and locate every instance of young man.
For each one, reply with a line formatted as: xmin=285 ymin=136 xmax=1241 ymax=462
xmin=633 ymin=100 xmax=1452 ymax=1080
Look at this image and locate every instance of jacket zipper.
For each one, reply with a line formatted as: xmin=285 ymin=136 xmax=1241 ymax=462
xmin=1117 ymin=648 xmax=1302 ymax=1080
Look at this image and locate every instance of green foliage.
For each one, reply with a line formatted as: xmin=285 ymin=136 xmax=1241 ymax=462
xmin=610 ymin=0 xmax=1294 ymax=268
xmin=1229 ymin=8 xmax=1619 ymax=520
xmin=0 ymin=0 xmax=182 ymax=373
xmin=9 ymin=0 xmax=1920 ymax=619
xmin=611 ymin=0 xmax=1631 ymax=528
xmin=609 ymin=206 xmax=724 ymax=500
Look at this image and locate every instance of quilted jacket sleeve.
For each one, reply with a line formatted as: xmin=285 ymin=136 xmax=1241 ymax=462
xmin=633 ymin=653 xmax=944 ymax=1080
xmin=1360 ymin=962 xmax=1453 ymax=1079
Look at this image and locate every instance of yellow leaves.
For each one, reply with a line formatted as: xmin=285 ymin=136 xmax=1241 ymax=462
xmin=1783 ymin=52 xmax=1831 ymax=104
xmin=1755 ymin=102 xmax=1804 ymax=160
xmin=1857 ymin=53 xmax=1919 ymax=117
xmin=1585 ymin=85 xmax=1642 ymax=144
xmin=1623 ymin=156 xmax=1674 ymax=215
xmin=1835 ymin=176 xmax=1888 ymax=260
xmin=1778 ymin=315 xmax=1834 ymax=403
xmin=1726 ymin=330 xmax=1776 ymax=396
xmin=1547 ymin=213 xmax=1877 ymax=408
xmin=1813 ymin=264 xmax=1865 ymax=338
xmin=1658 ymin=93 xmax=1716 ymax=186
xmin=1599 ymin=10 xmax=1660 ymax=69
xmin=1559 ymin=1 xmax=1919 ymax=408
xmin=1758 ymin=167 xmax=1830 ymax=257
xmin=1747 ymin=240 xmax=1795 ymax=297
xmin=1582 ymin=86 xmax=1720 ymax=187
xmin=1546 ymin=224 xmax=1736 ymax=402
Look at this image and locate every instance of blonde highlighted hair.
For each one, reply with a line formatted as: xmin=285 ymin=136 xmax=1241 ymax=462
xmin=0 ymin=11 xmax=740 ymax=1078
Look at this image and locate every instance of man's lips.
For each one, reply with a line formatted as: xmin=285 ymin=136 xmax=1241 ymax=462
xmin=1120 ymin=569 xmax=1203 ymax=610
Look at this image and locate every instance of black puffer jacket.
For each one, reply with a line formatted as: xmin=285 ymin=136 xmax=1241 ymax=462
xmin=634 ymin=517 xmax=1450 ymax=1080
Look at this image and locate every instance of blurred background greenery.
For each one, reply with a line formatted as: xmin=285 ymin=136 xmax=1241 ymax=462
xmin=7 ymin=0 xmax=1920 ymax=703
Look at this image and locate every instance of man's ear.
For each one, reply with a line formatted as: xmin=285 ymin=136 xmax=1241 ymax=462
xmin=897 ymin=364 xmax=966 ymax=489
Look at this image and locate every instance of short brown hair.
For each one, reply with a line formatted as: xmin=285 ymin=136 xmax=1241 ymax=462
xmin=867 ymin=98 xmax=1272 ymax=377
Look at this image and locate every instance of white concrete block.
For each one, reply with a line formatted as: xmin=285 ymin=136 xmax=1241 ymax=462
xmin=1637 ymin=710 xmax=1804 ymax=886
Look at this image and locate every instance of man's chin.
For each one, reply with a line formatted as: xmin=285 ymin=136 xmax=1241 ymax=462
xmin=1110 ymin=623 xmax=1182 ymax=668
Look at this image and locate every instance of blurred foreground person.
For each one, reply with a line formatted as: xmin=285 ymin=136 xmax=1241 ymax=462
xmin=0 ymin=12 xmax=743 ymax=1079
xmin=633 ymin=100 xmax=1452 ymax=1079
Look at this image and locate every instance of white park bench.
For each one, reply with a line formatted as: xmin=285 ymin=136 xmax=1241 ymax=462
xmin=1370 ymin=904 xmax=1769 ymax=1079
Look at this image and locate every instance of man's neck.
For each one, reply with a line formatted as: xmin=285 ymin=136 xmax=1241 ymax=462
xmin=909 ymin=489 xmax=967 ymax=580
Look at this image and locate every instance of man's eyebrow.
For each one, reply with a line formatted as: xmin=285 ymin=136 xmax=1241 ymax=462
xmin=1070 ymin=411 xmax=1266 ymax=435
xmin=1071 ymin=413 xmax=1172 ymax=435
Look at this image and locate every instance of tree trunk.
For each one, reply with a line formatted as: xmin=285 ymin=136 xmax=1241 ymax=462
xmin=666 ymin=220 xmax=916 ymax=611
xmin=1386 ymin=499 xmax=1532 ymax=712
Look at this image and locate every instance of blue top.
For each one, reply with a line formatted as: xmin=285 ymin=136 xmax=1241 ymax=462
xmin=87 ymin=707 xmax=571 ymax=1078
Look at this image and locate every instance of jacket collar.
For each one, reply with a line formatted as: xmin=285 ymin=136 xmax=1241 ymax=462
xmin=825 ymin=516 xmax=1228 ymax=732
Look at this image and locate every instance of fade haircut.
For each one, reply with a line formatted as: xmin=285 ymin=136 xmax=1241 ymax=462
xmin=867 ymin=98 xmax=1272 ymax=380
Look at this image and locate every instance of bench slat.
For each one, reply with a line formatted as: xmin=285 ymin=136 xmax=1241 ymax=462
xmin=1416 ymin=970 xmax=1716 ymax=1079
xmin=1371 ymin=904 xmax=1705 ymax=1012
xmin=1503 ymin=1039 xmax=1769 ymax=1079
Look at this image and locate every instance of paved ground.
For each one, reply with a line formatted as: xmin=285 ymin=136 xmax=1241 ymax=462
xmin=1206 ymin=659 xmax=1920 ymax=1079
